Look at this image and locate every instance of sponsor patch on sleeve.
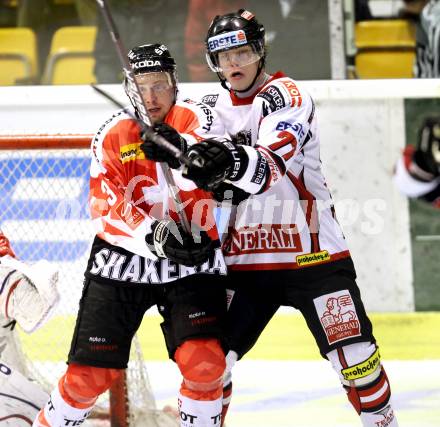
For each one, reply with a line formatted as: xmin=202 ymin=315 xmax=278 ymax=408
xmin=120 ymin=142 xmax=145 ymax=164
xmin=279 ymin=79 xmax=302 ymax=107
xmin=258 ymin=86 xmax=286 ymax=117
xmin=250 ymin=152 xmax=268 ymax=185
xmin=201 ymin=94 xmax=219 ymax=107
xmin=313 ymin=290 xmax=361 ymax=345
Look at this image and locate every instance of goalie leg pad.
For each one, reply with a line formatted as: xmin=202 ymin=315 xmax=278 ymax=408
xmin=327 ymin=342 xmax=398 ymax=426
xmin=0 ymin=362 xmax=48 ymax=425
xmin=0 ymin=258 xmax=59 ymax=333
xmin=0 ymin=265 xmax=21 ymax=320
xmin=175 ymin=338 xmax=225 ymax=427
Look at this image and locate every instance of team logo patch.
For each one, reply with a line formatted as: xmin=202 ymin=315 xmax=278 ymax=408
xmin=120 ymin=142 xmax=145 ymax=164
xmin=240 ymin=10 xmax=255 ymax=20
xmin=114 ymin=199 xmax=144 ymax=230
xmin=201 ymin=94 xmax=219 ymax=107
xmin=258 ymin=86 xmax=285 ymax=117
xmin=314 ymin=290 xmax=361 ymax=345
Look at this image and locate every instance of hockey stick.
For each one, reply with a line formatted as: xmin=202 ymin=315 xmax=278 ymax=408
xmin=95 ymin=0 xmax=192 ymax=232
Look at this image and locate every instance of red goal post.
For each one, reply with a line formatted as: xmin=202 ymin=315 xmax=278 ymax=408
xmin=0 ymin=133 xmax=177 ymax=427
xmin=0 ymin=133 xmax=93 ymax=149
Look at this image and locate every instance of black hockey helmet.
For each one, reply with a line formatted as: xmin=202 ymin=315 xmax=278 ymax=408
xmin=128 ymin=43 xmax=177 ymax=76
xmin=205 ymin=9 xmax=266 ymax=85
xmin=125 ymin=43 xmax=178 ymax=108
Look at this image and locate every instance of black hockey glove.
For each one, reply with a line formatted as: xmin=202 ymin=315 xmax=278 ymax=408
xmin=140 ymin=123 xmax=187 ymax=169
xmin=210 ymin=182 xmax=251 ymax=205
xmin=182 ymin=138 xmax=248 ymax=191
xmin=146 ymin=219 xmax=217 ymax=267
xmin=414 ymin=116 xmax=440 ymax=178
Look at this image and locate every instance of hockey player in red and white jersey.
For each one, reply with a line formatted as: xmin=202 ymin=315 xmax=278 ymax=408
xmin=33 ymin=44 xmax=231 ymax=427
xmin=394 ymin=116 xmax=440 ymax=208
xmin=183 ymin=10 xmax=399 ymax=427
xmin=0 ymin=229 xmax=59 ymax=425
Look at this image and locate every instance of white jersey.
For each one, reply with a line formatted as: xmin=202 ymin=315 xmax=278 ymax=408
xmin=394 ymin=145 xmax=440 ymax=207
xmin=201 ymin=72 xmax=353 ymax=272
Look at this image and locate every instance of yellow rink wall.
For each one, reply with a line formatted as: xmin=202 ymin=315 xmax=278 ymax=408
xmin=21 ymin=312 xmax=440 ymax=362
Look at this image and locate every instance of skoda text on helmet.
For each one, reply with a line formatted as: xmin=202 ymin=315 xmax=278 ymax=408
xmin=205 ymin=9 xmax=266 ymax=91
xmin=125 ymin=43 xmax=178 ymax=107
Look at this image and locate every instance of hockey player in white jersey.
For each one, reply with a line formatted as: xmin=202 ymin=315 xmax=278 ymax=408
xmin=394 ymin=115 xmax=440 ymax=207
xmin=0 ymin=229 xmax=59 ymax=425
xmin=182 ymin=9 xmax=400 ymax=427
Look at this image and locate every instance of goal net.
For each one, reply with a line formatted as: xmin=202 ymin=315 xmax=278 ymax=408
xmin=0 ymin=134 xmax=178 ymax=427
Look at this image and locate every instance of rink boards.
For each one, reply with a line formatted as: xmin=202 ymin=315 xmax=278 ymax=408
xmin=21 ymin=313 xmax=440 ymax=427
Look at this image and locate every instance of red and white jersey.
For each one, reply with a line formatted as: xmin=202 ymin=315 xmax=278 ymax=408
xmin=88 ymin=98 xmax=228 ymax=283
xmin=0 ymin=229 xmax=15 ymax=258
xmin=394 ymin=145 xmax=440 ymax=208
xmin=201 ymin=72 xmax=352 ymax=271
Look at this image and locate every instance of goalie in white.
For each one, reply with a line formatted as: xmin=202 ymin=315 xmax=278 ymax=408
xmin=0 ymin=229 xmax=59 ymax=426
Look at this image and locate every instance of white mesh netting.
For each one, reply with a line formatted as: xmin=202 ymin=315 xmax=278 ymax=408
xmin=0 ymin=141 xmax=178 ymax=427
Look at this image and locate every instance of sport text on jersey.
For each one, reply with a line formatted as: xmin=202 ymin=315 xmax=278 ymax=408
xmin=208 ymin=30 xmax=247 ymax=52
xmin=223 ymin=224 xmax=303 ymax=256
xmin=87 ymin=246 xmax=227 ymax=284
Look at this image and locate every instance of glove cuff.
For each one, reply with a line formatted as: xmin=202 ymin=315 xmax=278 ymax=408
xmin=412 ymin=150 xmax=438 ymax=180
xmin=226 ymin=143 xmax=248 ymax=182
xmin=146 ymin=220 xmax=171 ymax=258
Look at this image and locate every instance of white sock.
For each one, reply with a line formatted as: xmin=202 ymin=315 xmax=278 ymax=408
xmin=178 ymin=393 xmax=222 ymax=427
xmin=32 ymin=380 xmax=94 ymax=427
xmin=360 ymin=403 xmax=398 ymax=427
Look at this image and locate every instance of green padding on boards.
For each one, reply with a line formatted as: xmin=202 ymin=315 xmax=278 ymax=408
xmin=404 ymin=98 xmax=440 ymax=311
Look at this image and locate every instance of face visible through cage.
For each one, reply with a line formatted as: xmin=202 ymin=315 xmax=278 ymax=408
xmin=212 ymin=45 xmax=262 ymax=92
xmin=135 ymin=72 xmax=175 ymax=124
